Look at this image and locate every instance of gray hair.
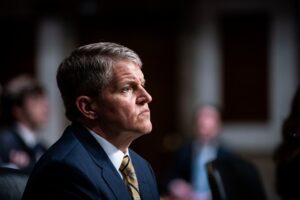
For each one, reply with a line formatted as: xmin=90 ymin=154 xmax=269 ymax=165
xmin=56 ymin=42 xmax=142 ymax=122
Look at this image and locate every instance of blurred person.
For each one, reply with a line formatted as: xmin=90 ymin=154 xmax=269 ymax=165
xmin=274 ymin=85 xmax=300 ymax=200
xmin=0 ymin=74 xmax=49 ymax=173
xmin=22 ymin=42 xmax=160 ymax=200
xmin=161 ymin=105 xmax=266 ymax=200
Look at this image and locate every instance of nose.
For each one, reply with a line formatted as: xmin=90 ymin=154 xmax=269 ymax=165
xmin=137 ymin=86 xmax=152 ymax=105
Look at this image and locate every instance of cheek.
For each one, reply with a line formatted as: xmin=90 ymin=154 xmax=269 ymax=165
xmin=26 ymin=101 xmax=48 ymax=121
xmin=101 ymin=99 xmax=134 ymax=121
xmin=118 ymin=103 xmax=137 ymax=122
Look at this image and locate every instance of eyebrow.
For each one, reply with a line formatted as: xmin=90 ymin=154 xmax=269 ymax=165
xmin=117 ymin=78 xmax=145 ymax=87
xmin=122 ymin=76 xmax=145 ymax=84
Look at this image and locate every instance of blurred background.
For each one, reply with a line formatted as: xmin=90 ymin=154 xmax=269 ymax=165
xmin=0 ymin=0 xmax=299 ymax=199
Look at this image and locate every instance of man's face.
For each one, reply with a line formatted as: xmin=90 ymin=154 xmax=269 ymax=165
xmin=94 ymin=61 xmax=152 ymax=138
xmin=196 ymin=106 xmax=221 ymax=143
xmin=21 ymin=94 xmax=49 ymax=129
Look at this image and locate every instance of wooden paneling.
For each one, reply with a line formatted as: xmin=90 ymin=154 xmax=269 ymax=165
xmin=220 ymin=13 xmax=270 ymax=122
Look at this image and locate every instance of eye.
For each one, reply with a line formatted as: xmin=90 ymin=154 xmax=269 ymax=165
xmin=121 ymin=86 xmax=132 ymax=93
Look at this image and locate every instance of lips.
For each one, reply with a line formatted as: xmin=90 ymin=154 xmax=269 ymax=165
xmin=139 ymin=109 xmax=150 ymax=116
xmin=142 ymin=109 xmax=149 ymax=113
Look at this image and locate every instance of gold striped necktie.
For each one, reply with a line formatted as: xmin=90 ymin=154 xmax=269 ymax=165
xmin=119 ymin=155 xmax=141 ymax=200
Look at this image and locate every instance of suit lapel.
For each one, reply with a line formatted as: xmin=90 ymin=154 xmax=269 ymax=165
xmin=101 ymin=168 xmax=132 ymax=199
xmin=11 ymin=126 xmax=31 ymax=152
xmin=130 ymin=150 xmax=156 ymax=200
xmin=70 ymin=124 xmax=132 ymax=200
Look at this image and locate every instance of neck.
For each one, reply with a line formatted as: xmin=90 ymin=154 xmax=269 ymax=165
xmin=82 ymin=121 xmax=133 ymax=153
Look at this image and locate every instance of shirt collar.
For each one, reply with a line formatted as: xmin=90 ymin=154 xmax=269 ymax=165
xmin=16 ymin=123 xmax=38 ymax=148
xmin=87 ymin=128 xmax=128 ymax=177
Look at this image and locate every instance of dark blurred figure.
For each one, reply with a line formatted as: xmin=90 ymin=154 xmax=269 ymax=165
xmin=274 ymin=86 xmax=300 ymax=200
xmin=0 ymin=74 xmax=49 ymax=173
xmin=161 ymin=105 xmax=266 ymax=200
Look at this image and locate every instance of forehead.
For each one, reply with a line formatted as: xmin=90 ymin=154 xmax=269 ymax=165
xmin=112 ymin=61 xmax=145 ymax=81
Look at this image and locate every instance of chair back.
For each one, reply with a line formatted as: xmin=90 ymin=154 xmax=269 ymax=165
xmin=0 ymin=167 xmax=29 ymax=200
xmin=206 ymin=160 xmax=227 ymax=200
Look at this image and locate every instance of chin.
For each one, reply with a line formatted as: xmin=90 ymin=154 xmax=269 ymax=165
xmin=139 ymin=123 xmax=152 ymax=134
xmin=144 ymin=128 xmax=152 ymax=134
xmin=146 ymin=122 xmax=153 ymax=133
xmin=137 ymin=119 xmax=152 ymax=132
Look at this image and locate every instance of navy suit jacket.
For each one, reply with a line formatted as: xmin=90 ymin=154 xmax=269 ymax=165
xmin=22 ymin=123 xmax=159 ymax=200
xmin=0 ymin=126 xmax=47 ymax=173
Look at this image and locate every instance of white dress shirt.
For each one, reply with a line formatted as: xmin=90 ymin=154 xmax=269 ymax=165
xmin=88 ymin=129 xmax=127 ymax=178
xmin=17 ymin=123 xmax=38 ymax=148
xmin=192 ymin=143 xmax=218 ymax=200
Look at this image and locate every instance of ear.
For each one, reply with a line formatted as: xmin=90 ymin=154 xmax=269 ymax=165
xmin=76 ymin=96 xmax=98 ymax=120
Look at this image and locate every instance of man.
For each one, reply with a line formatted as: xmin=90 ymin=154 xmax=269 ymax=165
xmin=22 ymin=42 xmax=160 ymax=200
xmin=162 ymin=105 xmax=266 ymax=200
xmin=0 ymin=75 xmax=49 ymax=173
xmin=274 ymin=85 xmax=300 ymax=200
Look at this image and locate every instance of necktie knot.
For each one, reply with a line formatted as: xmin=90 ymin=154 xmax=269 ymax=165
xmin=120 ymin=156 xmax=135 ymax=178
